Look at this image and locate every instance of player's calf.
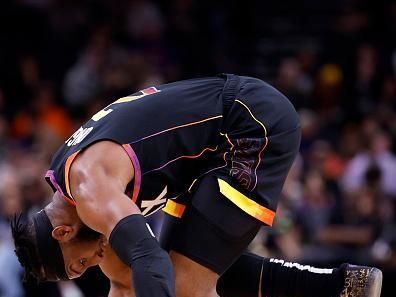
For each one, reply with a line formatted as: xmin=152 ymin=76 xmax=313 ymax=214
xmin=216 ymin=253 xmax=383 ymax=297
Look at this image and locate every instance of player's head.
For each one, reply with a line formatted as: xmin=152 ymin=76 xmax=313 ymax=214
xmin=11 ymin=201 xmax=106 ymax=281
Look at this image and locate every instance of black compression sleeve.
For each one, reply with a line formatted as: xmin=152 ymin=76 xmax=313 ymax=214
xmin=109 ymin=214 xmax=175 ymax=297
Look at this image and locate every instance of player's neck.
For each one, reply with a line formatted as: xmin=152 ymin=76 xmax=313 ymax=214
xmin=45 ymin=192 xmax=82 ymax=228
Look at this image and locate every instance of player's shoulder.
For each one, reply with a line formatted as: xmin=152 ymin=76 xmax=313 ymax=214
xmin=73 ymin=140 xmax=127 ymax=166
xmin=69 ymin=140 xmax=133 ymax=185
xmin=157 ymin=75 xmax=225 ymax=89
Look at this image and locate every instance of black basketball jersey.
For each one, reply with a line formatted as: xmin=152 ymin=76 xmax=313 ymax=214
xmin=46 ymin=76 xmax=230 ymax=216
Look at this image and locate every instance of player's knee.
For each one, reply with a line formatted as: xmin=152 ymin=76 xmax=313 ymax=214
xmin=171 ymin=251 xmax=219 ymax=297
xmin=174 ymin=271 xmax=194 ymax=297
xmin=174 ymin=272 xmax=216 ymax=297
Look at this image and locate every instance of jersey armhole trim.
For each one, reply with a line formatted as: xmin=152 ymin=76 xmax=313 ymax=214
xmin=63 ymin=143 xmax=141 ymax=204
xmin=64 ymin=151 xmax=80 ymax=201
xmin=45 ymin=170 xmax=76 ymax=206
xmin=217 ymin=178 xmax=275 ymax=226
xmin=122 ymin=144 xmax=141 ymax=203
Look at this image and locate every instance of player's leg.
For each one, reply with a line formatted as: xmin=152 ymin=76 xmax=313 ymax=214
xmin=171 ymin=252 xmax=219 ymax=297
xmin=159 ymin=75 xmax=300 ymax=297
xmin=213 ymin=76 xmax=382 ymax=297
xmin=160 ymin=175 xmax=262 ymax=297
xmin=217 ymin=252 xmax=342 ymax=297
xmin=160 ymin=75 xmax=382 ymax=297
xmin=162 ymin=203 xmax=345 ymax=297
xmin=160 ymin=209 xmax=219 ymax=297
xmin=216 ymin=252 xmax=382 ymax=297
xmin=160 ymin=180 xmax=382 ymax=297
xmin=162 ymin=204 xmax=381 ymax=297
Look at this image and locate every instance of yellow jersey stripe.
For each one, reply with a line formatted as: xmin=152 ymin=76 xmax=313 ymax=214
xmin=217 ymin=178 xmax=275 ymax=226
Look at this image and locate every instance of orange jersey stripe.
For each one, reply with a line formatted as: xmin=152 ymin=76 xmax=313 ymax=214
xmin=145 ymin=146 xmax=218 ymax=174
xmin=163 ymin=199 xmax=186 ymax=218
xmin=131 ymin=115 xmax=223 ymax=144
xmin=64 ymin=151 xmax=80 ymax=200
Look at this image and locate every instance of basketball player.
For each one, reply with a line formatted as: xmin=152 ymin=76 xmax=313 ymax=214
xmin=12 ymin=74 xmax=382 ymax=297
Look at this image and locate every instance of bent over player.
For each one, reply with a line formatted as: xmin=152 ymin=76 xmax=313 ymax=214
xmin=11 ymin=74 xmax=382 ymax=297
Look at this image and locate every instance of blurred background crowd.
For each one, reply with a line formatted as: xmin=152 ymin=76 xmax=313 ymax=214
xmin=0 ymin=0 xmax=395 ymax=296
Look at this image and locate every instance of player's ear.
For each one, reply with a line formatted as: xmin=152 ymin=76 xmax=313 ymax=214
xmin=52 ymin=225 xmax=75 ymax=242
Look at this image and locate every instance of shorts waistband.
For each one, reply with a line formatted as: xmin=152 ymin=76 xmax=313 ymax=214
xmin=219 ymin=73 xmax=240 ymax=118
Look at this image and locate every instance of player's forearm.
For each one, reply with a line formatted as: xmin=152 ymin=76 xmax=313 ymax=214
xmin=110 ymin=214 xmax=175 ymax=297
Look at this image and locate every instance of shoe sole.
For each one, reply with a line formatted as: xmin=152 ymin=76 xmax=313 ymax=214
xmin=367 ymin=268 xmax=383 ymax=297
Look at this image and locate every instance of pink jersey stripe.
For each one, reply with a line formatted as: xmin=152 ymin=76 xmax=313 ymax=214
xmin=122 ymin=144 xmax=142 ymax=203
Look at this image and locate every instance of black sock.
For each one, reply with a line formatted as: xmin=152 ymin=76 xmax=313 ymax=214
xmin=216 ymin=252 xmax=346 ymax=297
xmin=216 ymin=253 xmax=262 ymax=297
xmin=262 ymin=258 xmax=346 ymax=297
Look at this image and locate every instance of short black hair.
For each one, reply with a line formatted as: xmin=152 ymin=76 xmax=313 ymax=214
xmin=10 ymin=213 xmax=45 ymax=282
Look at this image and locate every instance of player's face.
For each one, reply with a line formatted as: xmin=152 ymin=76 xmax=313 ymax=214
xmin=58 ymin=225 xmax=107 ymax=279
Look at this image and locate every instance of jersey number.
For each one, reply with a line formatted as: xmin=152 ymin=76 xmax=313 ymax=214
xmin=91 ymin=87 xmax=161 ymax=122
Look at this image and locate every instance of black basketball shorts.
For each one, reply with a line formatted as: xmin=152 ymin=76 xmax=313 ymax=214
xmin=160 ymin=75 xmax=301 ymax=274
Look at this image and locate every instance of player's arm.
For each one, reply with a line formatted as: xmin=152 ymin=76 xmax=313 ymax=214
xmin=69 ymin=141 xmax=175 ymax=297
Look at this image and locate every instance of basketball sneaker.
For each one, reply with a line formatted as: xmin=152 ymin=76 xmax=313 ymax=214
xmin=340 ymin=264 xmax=383 ymax=297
